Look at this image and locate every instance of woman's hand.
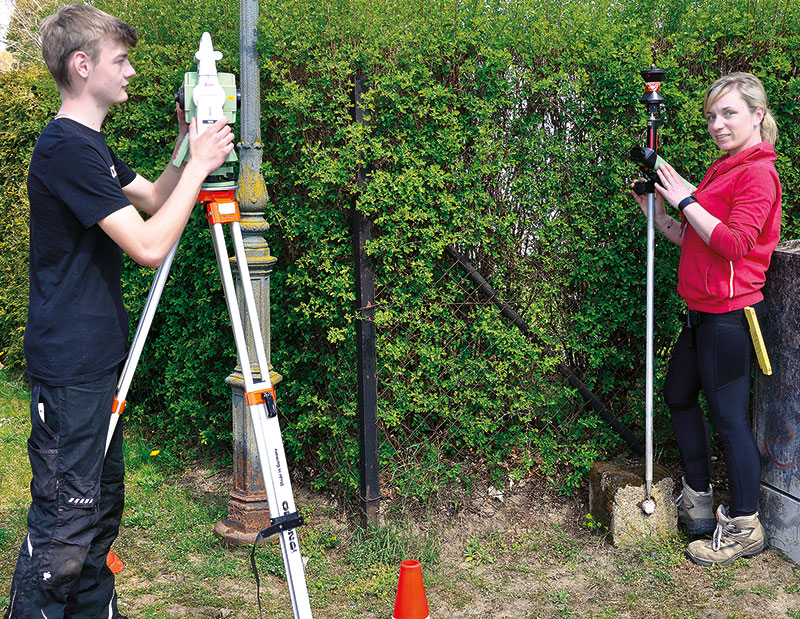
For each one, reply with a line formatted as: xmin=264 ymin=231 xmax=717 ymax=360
xmin=630 ymin=178 xmax=683 ymax=246
xmin=630 ymin=179 xmax=668 ymax=222
xmin=655 ymin=162 xmax=692 ymax=210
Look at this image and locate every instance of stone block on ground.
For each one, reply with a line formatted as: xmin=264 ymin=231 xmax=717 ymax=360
xmin=589 ymin=459 xmax=677 ymax=547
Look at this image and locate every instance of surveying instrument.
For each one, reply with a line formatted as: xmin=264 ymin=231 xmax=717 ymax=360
xmin=104 ymin=33 xmax=313 ymax=618
xmin=630 ymin=65 xmax=666 ymax=516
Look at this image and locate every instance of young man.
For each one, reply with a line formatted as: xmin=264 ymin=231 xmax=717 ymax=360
xmin=4 ymin=4 xmax=234 ymax=618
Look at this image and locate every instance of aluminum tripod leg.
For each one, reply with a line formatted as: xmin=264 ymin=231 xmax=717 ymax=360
xmin=105 ymin=240 xmax=180 ymax=455
xmin=205 ymin=196 xmax=313 ymax=619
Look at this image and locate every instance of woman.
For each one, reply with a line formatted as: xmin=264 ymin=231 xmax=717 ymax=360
xmin=631 ymin=72 xmax=781 ymax=566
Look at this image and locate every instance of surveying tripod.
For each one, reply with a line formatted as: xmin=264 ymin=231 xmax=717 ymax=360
xmin=104 ymin=33 xmax=314 ymax=619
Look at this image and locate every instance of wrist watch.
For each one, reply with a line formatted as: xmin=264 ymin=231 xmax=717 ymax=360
xmin=678 ymin=195 xmax=697 ymax=213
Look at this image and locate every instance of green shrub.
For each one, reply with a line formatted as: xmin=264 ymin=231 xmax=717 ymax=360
xmin=1 ymin=0 xmax=798 ymax=497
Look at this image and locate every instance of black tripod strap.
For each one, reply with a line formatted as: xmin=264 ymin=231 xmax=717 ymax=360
xmin=250 ymin=512 xmax=306 ymax=619
xmin=250 ymin=542 xmax=264 ymax=619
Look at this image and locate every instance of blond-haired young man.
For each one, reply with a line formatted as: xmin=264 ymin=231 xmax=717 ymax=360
xmin=4 ymin=4 xmax=234 ymax=617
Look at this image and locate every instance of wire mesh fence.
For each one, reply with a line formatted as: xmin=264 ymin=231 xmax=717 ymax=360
xmin=299 ymin=236 xmax=673 ymax=513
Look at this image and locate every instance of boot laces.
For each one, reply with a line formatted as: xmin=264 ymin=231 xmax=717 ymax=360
xmin=675 ymin=491 xmax=695 ymax=511
xmin=711 ymin=520 xmax=738 ymax=552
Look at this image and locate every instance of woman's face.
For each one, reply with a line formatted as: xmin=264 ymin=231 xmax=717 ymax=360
xmin=705 ymin=89 xmax=764 ymax=155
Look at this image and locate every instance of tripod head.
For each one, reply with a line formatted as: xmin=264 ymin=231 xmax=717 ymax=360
xmin=630 ymin=66 xmax=665 ymax=196
xmin=172 ymin=32 xmax=240 ymax=189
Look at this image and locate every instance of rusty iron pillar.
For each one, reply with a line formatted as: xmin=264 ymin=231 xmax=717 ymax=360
xmin=213 ymin=0 xmax=277 ymax=545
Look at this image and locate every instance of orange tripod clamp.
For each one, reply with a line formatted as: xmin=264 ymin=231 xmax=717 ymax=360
xmin=111 ymin=396 xmax=126 ymax=416
xmin=245 ymin=385 xmax=276 ymax=407
xmin=199 ymin=189 xmax=239 ymax=225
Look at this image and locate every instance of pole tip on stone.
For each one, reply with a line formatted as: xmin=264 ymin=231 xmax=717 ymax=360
xmin=640 ymin=498 xmax=657 ymax=515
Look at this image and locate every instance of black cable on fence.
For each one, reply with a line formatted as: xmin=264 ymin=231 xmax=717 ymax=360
xmin=444 ymin=245 xmax=645 ymax=456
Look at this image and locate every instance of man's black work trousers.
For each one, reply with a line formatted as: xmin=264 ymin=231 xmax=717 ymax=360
xmin=4 ymin=371 xmax=125 ymax=619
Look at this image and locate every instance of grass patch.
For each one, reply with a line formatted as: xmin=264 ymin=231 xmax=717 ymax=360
xmin=710 ymin=564 xmax=736 ymax=592
xmin=347 ymin=522 xmax=441 ymax=569
xmin=2 ymin=369 xmax=799 ymax=618
xmin=0 ymin=371 xmax=32 ymax=594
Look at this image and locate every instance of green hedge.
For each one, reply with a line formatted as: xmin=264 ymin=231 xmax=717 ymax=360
xmin=1 ymin=0 xmax=798 ymax=496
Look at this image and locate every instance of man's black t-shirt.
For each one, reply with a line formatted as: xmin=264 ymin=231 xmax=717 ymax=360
xmin=25 ymin=118 xmax=136 ymax=385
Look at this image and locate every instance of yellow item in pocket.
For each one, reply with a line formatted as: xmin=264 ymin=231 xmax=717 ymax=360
xmin=744 ymin=306 xmax=772 ymax=375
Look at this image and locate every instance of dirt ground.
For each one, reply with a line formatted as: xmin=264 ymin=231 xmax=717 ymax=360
xmin=423 ymin=468 xmax=800 ymax=618
xmin=123 ymin=459 xmax=800 ymax=619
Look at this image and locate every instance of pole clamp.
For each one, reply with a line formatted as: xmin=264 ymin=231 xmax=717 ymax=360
xmin=255 ymin=512 xmax=305 ymax=545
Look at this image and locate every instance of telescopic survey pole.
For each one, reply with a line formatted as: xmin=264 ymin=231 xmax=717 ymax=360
xmin=637 ymin=66 xmax=665 ymax=515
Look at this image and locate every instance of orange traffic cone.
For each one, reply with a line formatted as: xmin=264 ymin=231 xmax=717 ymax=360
xmin=392 ymin=560 xmax=430 ymax=619
xmin=106 ymin=550 xmax=124 ymax=575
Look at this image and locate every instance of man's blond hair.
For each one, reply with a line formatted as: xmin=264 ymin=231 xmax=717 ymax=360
xmin=40 ymin=4 xmax=137 ymax=91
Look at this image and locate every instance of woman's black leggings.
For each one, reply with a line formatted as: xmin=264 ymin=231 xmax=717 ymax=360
xmin=663 ymin=303 xmax=763 ymax=518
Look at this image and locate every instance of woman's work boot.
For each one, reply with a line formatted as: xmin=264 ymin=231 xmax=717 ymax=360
xmin=676 ymin=477 xmax=715 ymax=535
xmin=686 ymin=505 xmax=767 ymax=566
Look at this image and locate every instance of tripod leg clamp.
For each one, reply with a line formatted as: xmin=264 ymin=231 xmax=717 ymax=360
xmin=254 ymin=512 xmax=305 ymax=545
xmin=250 ymin=511 xmax=306 ymax=613
xmin=250 ymin=512 xmax=305 ymax=616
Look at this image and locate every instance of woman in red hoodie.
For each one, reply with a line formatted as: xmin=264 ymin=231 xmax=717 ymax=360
xmin=631 ymin=72 xmax=781 ymax=566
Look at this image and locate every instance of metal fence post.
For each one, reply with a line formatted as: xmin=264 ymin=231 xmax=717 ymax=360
xmin=352 ymin=74 xmax=380 ymax=526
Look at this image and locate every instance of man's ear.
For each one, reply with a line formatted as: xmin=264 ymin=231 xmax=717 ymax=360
xmin=70 ymin=50 xmax=92 ymax=81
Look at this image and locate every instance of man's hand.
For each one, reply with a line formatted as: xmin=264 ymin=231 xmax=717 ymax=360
xmin=102 ymin=117 xmax=235 ymax=267
xmin=175 ymin=102 xmax=189 ymax=138
xmin=186 ymin=116 xmax=235 ymax=178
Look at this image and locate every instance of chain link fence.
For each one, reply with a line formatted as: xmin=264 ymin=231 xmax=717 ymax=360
xmin=297 ymin=235 xmax=675 ymax=513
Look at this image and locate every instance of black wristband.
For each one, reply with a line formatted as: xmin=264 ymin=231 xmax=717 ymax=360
xmin=678 ymin=195 xmax=697 ymax=213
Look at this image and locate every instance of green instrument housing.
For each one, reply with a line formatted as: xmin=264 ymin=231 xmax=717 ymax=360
xmin=173 ymin=71 xmax=239 ymax=189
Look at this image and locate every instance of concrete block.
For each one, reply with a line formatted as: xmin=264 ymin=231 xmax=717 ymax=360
xmin=589 ymin=460 xmax=677 ymax=546
xmin=754 ymin=240 xmax=800 ymax=565
xmin=760 ymin=484 xmax=800 ymax=564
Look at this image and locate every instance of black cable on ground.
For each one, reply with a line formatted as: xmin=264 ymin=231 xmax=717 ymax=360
xmin=445 ymin=245 xmax=645 ymax=457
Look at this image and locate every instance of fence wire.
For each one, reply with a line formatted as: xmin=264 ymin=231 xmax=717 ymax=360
xmin=301 ymin=240 xmax=672 ymax=510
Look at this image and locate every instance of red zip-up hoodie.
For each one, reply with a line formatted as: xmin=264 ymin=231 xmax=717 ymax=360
xmin=678 ymin=141 xmax=782 ymax=313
